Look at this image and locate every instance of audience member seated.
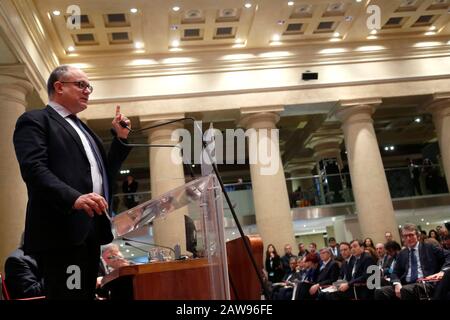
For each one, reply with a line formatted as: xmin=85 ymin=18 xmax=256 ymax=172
xmin=303 ymin=248 xmax=340 ymax=300
xmin=382 ymin=241 xmax=402 ymax=282
xmin=297 ymin=242 xmax=309 ymax=258
xmin=385 ymin=231 xmax=394 ymax=242
xmin=328 ymin=237 xmax=340 ymax=258
xmin=293 ymin=253 xmax=320 ymax=300
xmin=272 ymin=257 xmax=299 ymax=300
xmin=442 ymin=234 xmax=450 ymax=250
xmin=4 ymin=236 xmax=44 ymax=299
xmin=319 ymin=239 xmax=376 ymax=300
xmin=375 ymin=223 xmax=450 ymax=300
xmin=281 ymin=244 xmax=296 ymax=276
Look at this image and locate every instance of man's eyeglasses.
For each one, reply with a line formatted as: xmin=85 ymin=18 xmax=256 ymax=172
xmin=60 ymin=81 xmax=93 ymax=92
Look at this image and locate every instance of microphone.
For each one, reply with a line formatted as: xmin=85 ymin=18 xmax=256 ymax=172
xmin=124 ymin=241 xmax=151 ymax=263
xmin=122 ymin=237 xmax=181 ymax=260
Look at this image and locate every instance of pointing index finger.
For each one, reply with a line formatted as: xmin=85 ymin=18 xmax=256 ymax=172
xmin=116 ymin=105 xmax=120 ymax=117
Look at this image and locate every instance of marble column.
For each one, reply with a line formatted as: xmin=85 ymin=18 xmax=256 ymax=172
xmin=240 ymin=110 xmax=295 ymax=252
xmin=424 ymin=92 xmax=450 ymax=191
xmin=142 ymin=115 xmax=187 ymax=253
xmin=0 ymin=77 xmax=33 ymax=272
xmin=334 ymin=98 xmax=399 ymax=243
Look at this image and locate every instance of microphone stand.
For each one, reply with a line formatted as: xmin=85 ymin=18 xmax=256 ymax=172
xmin=114 ymin=118 xmax=270 ymax=299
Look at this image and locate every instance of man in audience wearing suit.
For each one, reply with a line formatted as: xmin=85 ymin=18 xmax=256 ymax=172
xmin=375 ymin=223 xmax=450 ymax=300
xmin=307 ymin=248 xmax=340 ymax=299
xmin=322 ymin=239 xmax=376 ymax=300
xmin=13 ymin=65 xmax=132 ymax=299
xmin=281 ymin=244 xmax=296 ymax=277
xmin=337 ymin=242 xmax=354 ymax=281
xmin=4 ymin=235 xmax=44 ymax=299
xmin=376 ymin=243 xmax=390 ymax=270
xmin=328 ymin=237 xmax=340 ymax=258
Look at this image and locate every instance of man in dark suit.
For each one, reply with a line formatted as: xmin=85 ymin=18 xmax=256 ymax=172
xmin=307 ymin=248 xmax=340 ymax=298
xmin=13 ymin=65 xmax=132 ymax=299
xmin=323 ymin=239 xmax=376 ymax=300
xmin=375 ymin=223 xmax=450 ymax=300
xmin=4 ymin=237 xmax=44 ymax=299
xmin=328 ymin=237 xmax=340 ymax=258
xmin=337 ymin=242 xmax=354 ymax=282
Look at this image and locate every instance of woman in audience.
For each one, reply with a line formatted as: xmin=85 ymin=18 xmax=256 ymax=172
xmin=428 ymin=229 xmax=441 ymax=243
xmin=294 ymin=253 xmax=320 ymax=300
xmin=363 ymin=237 xmax=375 ymax=250
xmin=364 ymin=246 xmax=378 ymax=263
xmin=265 ymin=244 xmax=283 ymax=284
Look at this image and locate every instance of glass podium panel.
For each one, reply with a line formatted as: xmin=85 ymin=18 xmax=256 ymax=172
xmin=112 ymin=174 xmax=230 ymax=300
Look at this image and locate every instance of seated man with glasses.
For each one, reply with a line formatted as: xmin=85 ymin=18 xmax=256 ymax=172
xmin=375 ymin=223 xmax=450 ymax=300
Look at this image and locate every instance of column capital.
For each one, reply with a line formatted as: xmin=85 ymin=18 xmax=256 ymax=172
xmin=288 ymin=162 xmax=316 ymax=176
xmin=307 ymin=136 xmax=343 ymax=160
xmin=334 ymin=98 xmax=382 ymax=125
xmin=0 ymin=75 xmax=33 ymax=105
xmin=422 ymin=92 xmax=450 ymax=117
xmin=239 ymin=106 xmax=284 ymax=129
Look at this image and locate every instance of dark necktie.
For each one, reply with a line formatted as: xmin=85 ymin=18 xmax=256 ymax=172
xmin=410 ymin=248 xmax=418 ymax=283
xmin=68 ymin=114 xmax=109 ymax=204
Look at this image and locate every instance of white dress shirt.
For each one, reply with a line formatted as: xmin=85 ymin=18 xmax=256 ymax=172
xmin=48 ymin=101 xmax=103 ymax=196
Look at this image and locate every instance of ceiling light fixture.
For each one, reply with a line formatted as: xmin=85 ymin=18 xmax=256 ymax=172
xmin=288 ymin=1 xmax=295 ymax=6
xmin=52 ymin=10 xmax=61 ymax=16
xmin=244 ymin=3 xmax=252 ymax=8
xmin=134 ymin=42 xmax=143 ymax=49
xmin=429 ymin=26 xmax=436 ymax=31
xmin=67 ymin=46 xmax=75 ymax=52
xmin=333 ymin=32 xmax=340 ymax=37
xmin=172 ymin=6 xmax=180 ymax=12
xmin=171 ymin=40 xmax=180 ymax=47
xmin=415 ymin=117 xmax=422 ymax=123
xmin=425 ymin=31 xmax=436 ymax=36
xmin=370 ymin=29 xmax=378 ymax=35
xmin=130 ymin=8 xmax=138 ymax=14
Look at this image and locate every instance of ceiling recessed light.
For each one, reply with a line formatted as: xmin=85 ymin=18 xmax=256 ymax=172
xmin=421 ymin=218 xmax=425 ymax=221
xmin=134 ymin=42 xmax=143 ymax=49
xmin=244 ymin=3 xmax=252 ymax=8
xmin=130 ymin=8 xmax=138 ymax=14
xmin=331 ymin=217 xmax=336 ymax=221
xmin=171 ymin=40 xmax=180 ymax=47
xmin=272 ymin=34 xmax=281 ymax=41
xmin=370 ymin=29 xmax=378 ymax=35
xmin=429 ymin=26 xmax=436 ymax=31
xmin=52 ymin=10 xmax=61 ymax=16
xmin=415 ymin=117 xmax=422 ymax=123
xmin=356 ymin=0 xmax=362 ymax=2
xmin=67 ymin=46 xmax=75 ymax=52
xmin=126 ymin=249 xmax=130 ymax=253
xmin=333 ymin=32 xmax=340 ymax=37
xmin=390 ymin=146 xmax=395 ymax=151
xmin=384 ymin=146 xmax=389 ymax=151
xmin=131 ymin=253 xmax=135 ymax=257
xmin=288 ymin=1 xmax=295 ymax=6
xmin=399 ymin=225 xmax=402 ymax=228
xmin=425 ymin=31 xmax=436 ymax=36
xmin=172 ymin=6 xmax=180 ymax=12
xmin=426 ymin=222 xmax=430 ymax=225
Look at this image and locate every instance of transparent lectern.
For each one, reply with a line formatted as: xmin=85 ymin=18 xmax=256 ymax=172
xmin=110 ymin=174 xmax=230 ymax=300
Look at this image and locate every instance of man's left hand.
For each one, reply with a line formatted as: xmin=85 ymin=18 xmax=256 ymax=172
xmin=424 ymin=271 xmax=444 ymax=281
xmin=112 ymin=105 xmax=131 ymax=139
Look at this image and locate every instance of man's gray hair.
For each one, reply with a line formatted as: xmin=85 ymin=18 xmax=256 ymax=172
xmin=320 ymin=247 xmax=332 ymax=254
xmin=401 ymin=223 xmax=419 ymax=235
xmin=47 ymin=65 xmax=74 ymax=97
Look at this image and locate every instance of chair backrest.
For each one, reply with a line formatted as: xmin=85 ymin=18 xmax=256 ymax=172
xmin=0 ymin=273 xmax=11 ymax=300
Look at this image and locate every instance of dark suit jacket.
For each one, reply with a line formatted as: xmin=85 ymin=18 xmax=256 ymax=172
xmin=13 ymin=106 xmax=131 ymax=253
xmin=4 ymin=249 xmax=44 ymax=299
xmin=316 ymin=260 xmax=340 ymax=286
xmin=339 ymin=256 xmax=355 ymax=281
xmin=348 ymin=252 xmax=376 ymax=286
xmin=390 ymin=242 xmax=450 ymax=285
